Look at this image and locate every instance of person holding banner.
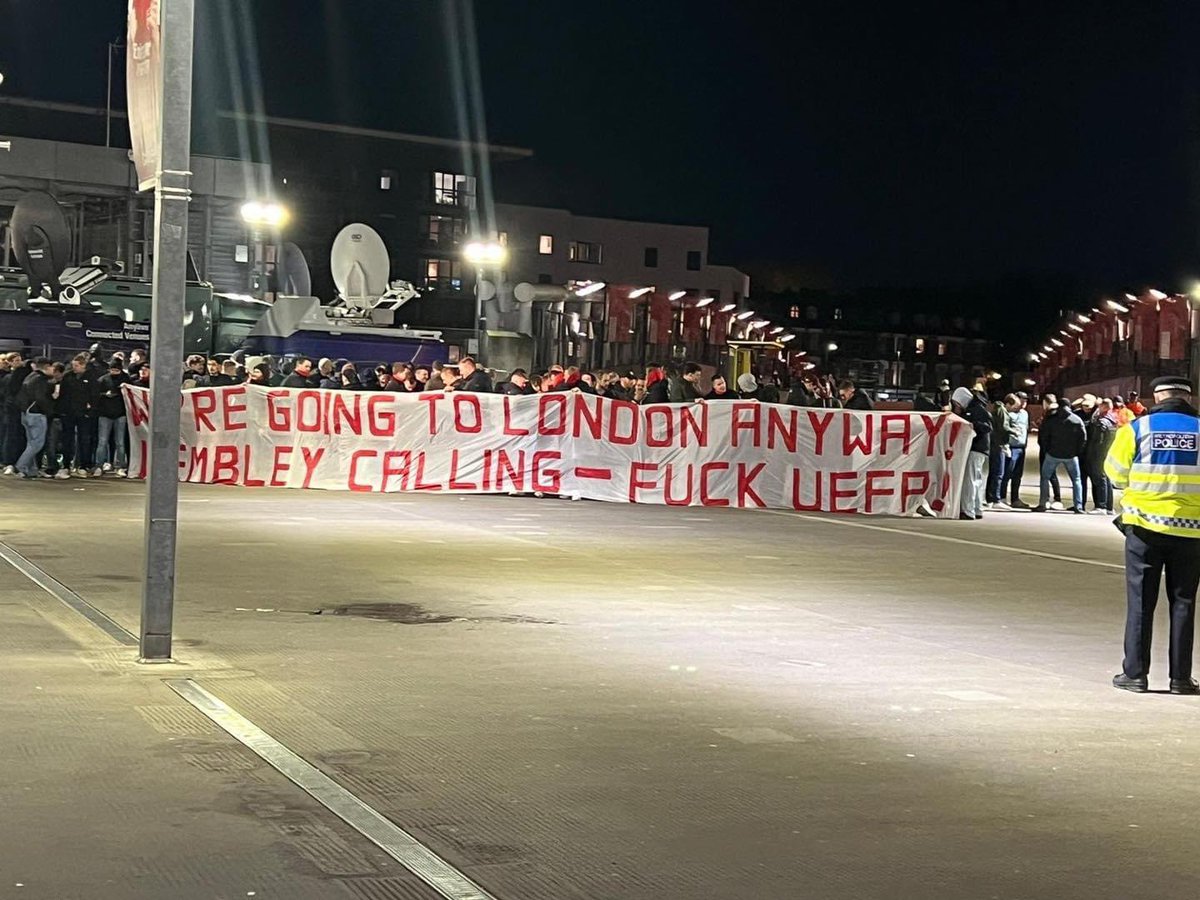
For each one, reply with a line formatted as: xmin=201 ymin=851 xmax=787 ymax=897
xmin=952 ymin=386 xmax=992 ymax=520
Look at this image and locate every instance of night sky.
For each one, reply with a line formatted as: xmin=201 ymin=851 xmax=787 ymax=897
xmin=3 ymin=1 xmax=1200 ymax=303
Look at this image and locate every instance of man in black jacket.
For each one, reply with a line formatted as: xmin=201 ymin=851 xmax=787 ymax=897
xmin=2 ymin=351 xmax=30 ymax=473
xmin=952 ymin=387 xmax=993 ymax=519
xmin=95 ymin=358 xmax=130 ymax=476
xmin=453 ymin=356 xmax=493 ymax=393
xmin=282 ymin=357 xmax=314 ymax=389
xmin=837 ymin=379 xmax=874 ymax=411
xmin=1033 ymin=395 xmax=1087 ymax=513
xmin=59 ymin=352 xmax=100 ymax=477
xmin=500 ymin=369 xmax=535 ymax=396
xmin=14 ymin=357 xmax=54 ymax=478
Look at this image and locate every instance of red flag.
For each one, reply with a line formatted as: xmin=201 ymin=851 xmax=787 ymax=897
xmin=127 ymin=0 xmax=162 ymax=190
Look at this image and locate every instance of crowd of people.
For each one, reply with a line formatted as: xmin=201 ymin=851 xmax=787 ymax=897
xmin=953 ymin=385 xmax=1148 ymax=520
xmin=0 ymin=348 xmax=144 ymax=480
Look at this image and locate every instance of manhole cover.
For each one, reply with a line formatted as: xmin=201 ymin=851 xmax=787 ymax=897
xmin=313 ymin=603 xmax=457 ymax=624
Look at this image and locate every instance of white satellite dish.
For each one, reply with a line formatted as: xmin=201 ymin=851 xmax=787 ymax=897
xmin=330 ymin=223 xmax=390 ymax=309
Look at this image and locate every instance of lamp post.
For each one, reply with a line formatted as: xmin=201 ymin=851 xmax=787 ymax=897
xmin=463 ymin=240 xmax=507 ymax=363
xmin=240 ymin=201 xmax=289 ymax=300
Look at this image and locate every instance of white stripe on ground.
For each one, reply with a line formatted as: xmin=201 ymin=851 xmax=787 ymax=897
xmin=761 ymin=510 xmax=1124 ymax=570
xmin=166 ymin=679 xmax=497 ymax=900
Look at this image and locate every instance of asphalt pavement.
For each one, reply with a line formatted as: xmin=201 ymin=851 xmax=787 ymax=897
xmin=1 ymin=469 xmax=1197 ymax=900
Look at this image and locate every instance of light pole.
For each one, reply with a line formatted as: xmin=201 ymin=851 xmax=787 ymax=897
xmin=140 ymin=0 xmax=195 ymax=662
xmin=240 ymin=201 xmax=289 ymax=300
xmin=463 ymin=240 xmax=507 ymax=362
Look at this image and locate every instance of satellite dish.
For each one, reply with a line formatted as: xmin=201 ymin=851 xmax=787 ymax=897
xmin=10 ymin=191 xmax=71 ymax=301
xmin=278 ymin=241 xmax=312 ymax=296
xmin=330 ymin=223 xmax=389 ymax=308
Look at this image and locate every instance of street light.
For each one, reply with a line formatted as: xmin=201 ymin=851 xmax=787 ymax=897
xmin=241 ymin=201 xmax=290 ymax=300
xmin=628 ymin=286 xmax=653 ymax=299
xmin=735 ymin=309 xmax=755 ymax=321
xmin=1107 ymin=299 xmax=1130 ymax=313
xmin=574 ymin=281 xmax=606 ymax=297
xmin=668 ymin=290 xmax=687 ymax=301
xmin=695 ymin=296 xmax=714 ymax=308
xmin=719 ymin=303 xmax=737 ymax=312
xmin=827 ymin=342 xmax=839 ymax=352
xmin=462 ymin=240 xmax=508 ymax=362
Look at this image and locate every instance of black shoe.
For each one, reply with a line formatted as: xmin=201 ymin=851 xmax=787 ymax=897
xmin=959 ymin=513 xmax=974 ymax=521
xmin=1073 ymin=507 xmax=1085 ymax=515
xmin=1011 ymin=499 xmax=1031 ymax=510
xmin=1113 ymin=673 xmax=1149 ymax=693
xmin=1171 ymin=678 xmax=1200 ymax=695
xmin=1031 ymin=505 xmax=1048 ymax=513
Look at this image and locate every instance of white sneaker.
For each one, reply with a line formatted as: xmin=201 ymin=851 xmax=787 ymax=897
xmin=996 ymin=499 xmax=1011 ymax=509
xmin=14 ymin=470 xmax=26 ymax=479
xmin=73 ymin=468 xmax=90 ymax=478
xmin=116 ymin=468 xmax=127 ymax=478
xmin=1050 ymin=501 xmax=1064 ymax=511
xmin=101 ymin=463 xmax=113 ymax=473
xmin=2 ymin=465 xmax=13 ymax=476
xmin=91 ymin=467 xmax=103 ymax=477
xmin=54 ymin=470 xmax=71 ymax=480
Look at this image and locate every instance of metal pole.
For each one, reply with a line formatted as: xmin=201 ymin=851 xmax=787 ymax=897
xmin=105 ymin=41 xmax=114 ymax=148
xmin=139 ymin=0 xmax=195 ymax=662
xmin=474 ymin=265 xmax=483 ymax=362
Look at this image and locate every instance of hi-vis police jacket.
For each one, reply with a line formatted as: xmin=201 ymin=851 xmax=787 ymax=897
xmin=1105 ymin=398 xmax=1200 ymax=538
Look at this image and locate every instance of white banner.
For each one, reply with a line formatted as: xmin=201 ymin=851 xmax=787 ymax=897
xmin=123 ymin=385 xmax=972 ymax=516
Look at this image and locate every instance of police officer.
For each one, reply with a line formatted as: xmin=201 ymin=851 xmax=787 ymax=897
xmin=1106 ymin=376 xmax=1200 ymax=694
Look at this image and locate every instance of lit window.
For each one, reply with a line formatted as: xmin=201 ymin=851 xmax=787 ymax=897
xmin=433 ymin=172 xmax=477 ymax=208
xmin=539 ymin=235 xmax=554 ymax=255
xmin=420 ymin=258 xmax=463 ymax=291
xmin=379 ymin=172 xmax=393 ymax=191
xmin=915 ymin=338 xmax=926 ymax=354
xmin=686 ymin=250 xmax=702 ymax=271
xmin=790 ymin=305 xmax=801 ymax=319
xmin=498 ymin=232 xmax=508 ymax=246
xmin=834 ymin=308 xmax=843 ymax=320
xmin=568 ymin=240 xmax=603 ymax=264
xmin=938 ymin=342 xmax=947 ymax=356
xmin=425 ymin=215 xmax=463 ymax=246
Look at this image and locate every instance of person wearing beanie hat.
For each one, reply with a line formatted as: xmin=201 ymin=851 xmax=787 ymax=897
xmin=736 ymin=372 xmax=759 ymax=399
xmin=1033 ymin=393 xmax=1086 ymax=514
xmin=951 ymin=386 xmax=992 ymax=520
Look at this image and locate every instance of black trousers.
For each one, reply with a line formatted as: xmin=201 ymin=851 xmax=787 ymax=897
xmin=1123 ymin=526 xmax=1200 ymax=681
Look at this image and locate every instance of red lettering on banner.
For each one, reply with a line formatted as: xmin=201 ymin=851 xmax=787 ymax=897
xmin=948 ymin=419 xmax=964 ymax=447
xmin=538 ymin=395 xmax=567 ymax=436
xmin=296 ymin=391 xmax=324 ymax=433
xmin=414 ymin=452 xmax=441 ymax=491
xmin=644 ymin=407 xmax=674 ymax=448
xmin=212 ymin=445 xmax=239 ymax=484
xmin=331 ymin=392 xmax=362 ymax=435
xmin=191 ymin=390 xmax=217 ymax=432
xmin=381 ymin=450 xmax=411 ymax=491
xmin=348 ymin=450 xmax=375 ymax=492
xmin=127 ymin=389 xmax=150 ymax=427
xmin=267 ymin=391 xmax=290 ymax=431
xmin=901 ymin=471 xmax=932 ymax=509
xmin=532 ymin=450 xmax=561 ymax=493
xmin=300 ymin=447 xmax=324 ymax=489
xmin=918 ymin=414 xmax=948 ymax=456
xmin=629 ymin=461 xmax=657 ymax=501
xmin=419 ymin=394 xmax=445 ymax=435
xmin=243 ymin=446 xmax=265 ymax=487
xmin=573 ymin=394 xmax=604 ymax=439
xmin=679 ymin=403 xmax=708 ymax=448
xmin=607 ymin=400 xmax=639 ymax=445
xmin=135 ymin=440 xmax=148 ymax=478
xmin=731 ymin=403 xmax=761 ymax=448
xmin=700 ymin=461 xmax=730 ymax=507
xmin=842 ymin=414 xmax=873 ymax=456
xmin=864 ymin=470 xmax=895 ymax=512
xmin=495 ymin=449 xmax=525 ymax=491
xmin=879 ymin=415 xmax=912 ymax=455
xmin=791 ymin=469 xmax=823 ymax=511
xmin=270 ymin=446 xmax=293 ymax=486
xmin=502 ymin=397 xmax=529 ymax=436
xmin=829 ymin=471 xmax=857 ymax=512
xmin=664 ymin=464 xmax=694 ymax=505
xmin=806 ymin=411 xmax=835 ymax=455
xmin=453 ymin=395 xmax=483 ymax=434
xmin=222 ymin=387 xmax=247 ymax=431
xmin=737 ymin=462 xmax=766 ymax=508
xmin=448 ymin=449 xmax=478 ymax=489
xmin=366 ymin=395 xmax=395 ymax=436
xmin=767 ymin=407 xmax=798 ymax=452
